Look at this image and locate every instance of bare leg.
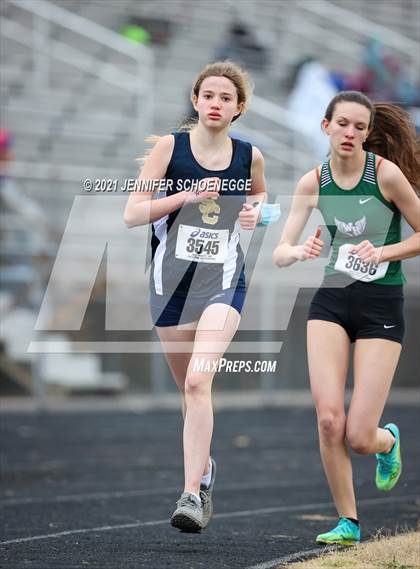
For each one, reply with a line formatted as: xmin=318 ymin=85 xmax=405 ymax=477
xmin=346 ymin=339 xmax=402 ymax=455
xmin=156 ymin=321 xmax=196 ymax=419
xmin=156 ymin=322 xmax=212 ymax=477
xmin=183 ymin=303 xmax=241 ymax=495
xmin=307 ymin=320 xmax=356 ymax=518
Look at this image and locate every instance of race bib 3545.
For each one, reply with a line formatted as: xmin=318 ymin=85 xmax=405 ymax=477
xmin=175 ymin=224 xmax=229 ymax=264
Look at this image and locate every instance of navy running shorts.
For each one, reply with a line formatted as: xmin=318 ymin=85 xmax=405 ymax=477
xmin=150 ymin=285 xmax=246 ymax=327
xmin=308 ymin=277 xmax=404 ymax=344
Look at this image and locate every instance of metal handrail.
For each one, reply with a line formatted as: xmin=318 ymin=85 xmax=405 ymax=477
xmin=4 ymin=0 xmax=154 ymax=128
xmin=251 ymin=95 xmax=300 ymax=130
xmin=7 ymin=160 xmax=130 ymax=182
xmin=1 ymin=19 xmax=146 ymax=94
xmin=299 ymin=0 xmax=418 ymax=57
xmin=7 ymin=0 xmax=152 ymax=63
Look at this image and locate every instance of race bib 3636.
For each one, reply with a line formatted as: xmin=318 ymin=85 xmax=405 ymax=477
xmin=334 ymin=244 xmax=389 ymax=282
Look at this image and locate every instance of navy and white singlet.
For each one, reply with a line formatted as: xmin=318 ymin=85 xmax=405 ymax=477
xmin=149 ymin=132 xmax=252 ymax=326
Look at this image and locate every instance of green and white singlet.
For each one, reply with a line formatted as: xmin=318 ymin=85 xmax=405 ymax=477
xmin=317 ymin=152 xmax=405 ymax=285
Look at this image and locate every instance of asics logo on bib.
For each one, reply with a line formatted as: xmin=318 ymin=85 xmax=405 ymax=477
xmin=359 ymin=197 xmax=374 ymax=205
xmin=190 ymin=229 xmax=220 ymax=239
xmin=335 ymin=215 xmax=366 ymax=237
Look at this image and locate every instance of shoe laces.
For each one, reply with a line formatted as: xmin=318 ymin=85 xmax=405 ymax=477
xmin=199 ymin=489 xmax=209 ymax=505
xmin=378 ymin=451 xmax=395 ymax=474
xmin=337 ymin=519 xmax=349 ymax=534
xmin=177 ymin=493 xmax=201 ymax=512
xmin=336 ymin=518 xmax=357 ymax=535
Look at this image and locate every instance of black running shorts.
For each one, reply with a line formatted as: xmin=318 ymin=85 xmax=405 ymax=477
xmin=308 ymin=277 xmax=405 ymax=344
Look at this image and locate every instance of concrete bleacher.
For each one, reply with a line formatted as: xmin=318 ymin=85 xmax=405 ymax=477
xmin=2 ymin=0 xmax=417 ymax=250
xmin=331 ymin=0 xmax=419 ymax=42
xmin=2 ymin=0 xmax=417 ymax=183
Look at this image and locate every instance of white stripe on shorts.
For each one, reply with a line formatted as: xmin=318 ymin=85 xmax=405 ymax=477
xmin=222 ymin=219 xmax=241 ymax=290
xmin=152 ymin=215 xmax=169 ymax=295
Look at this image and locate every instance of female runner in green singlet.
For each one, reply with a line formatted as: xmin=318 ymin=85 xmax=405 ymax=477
xmin=273 ymin=91 xmax=420 ymax=545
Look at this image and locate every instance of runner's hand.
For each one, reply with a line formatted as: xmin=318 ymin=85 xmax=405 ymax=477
xmin=352 ymin=240 xmax=382 ymax=264
xmin=297 ymin=228 xmax=324 ymax=261
xmin=239 ymin=202 xmax=260 ymax=230
xmin=183 ymin=177 xmax=220 ymax=204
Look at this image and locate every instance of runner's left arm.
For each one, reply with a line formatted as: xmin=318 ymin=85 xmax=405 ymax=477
xmin=353 ymin=160 xmax=420 ymax=263
xmin=239 ymin=146 xmax=267 ymax=229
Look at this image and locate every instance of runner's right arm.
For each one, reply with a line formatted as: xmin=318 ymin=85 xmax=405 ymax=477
xmin=273 ymin=169 xmax=322 ymax=267
xmin=123 ymin=135 xmax=219 ymax=228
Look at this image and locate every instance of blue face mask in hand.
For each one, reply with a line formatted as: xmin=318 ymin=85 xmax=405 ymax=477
xmin=256 ymin=203 xmax=281 ymax=226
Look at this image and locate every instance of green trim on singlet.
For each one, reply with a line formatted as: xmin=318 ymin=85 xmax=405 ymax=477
xmin=317 ymin=152 xmax=405 ymax=285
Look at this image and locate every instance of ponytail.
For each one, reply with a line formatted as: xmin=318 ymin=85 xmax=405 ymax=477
xmin=365 ymin=103 xmax=420 ymax=191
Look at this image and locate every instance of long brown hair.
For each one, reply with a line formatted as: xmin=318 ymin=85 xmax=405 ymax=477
xmin=325 ymin=91 xmax=420 ymax=190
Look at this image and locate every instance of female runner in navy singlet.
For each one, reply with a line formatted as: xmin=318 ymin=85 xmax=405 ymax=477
xmin=124 ymin=61 xmax=267 ymax=532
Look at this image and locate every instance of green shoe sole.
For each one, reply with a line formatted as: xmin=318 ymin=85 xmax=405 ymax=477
xmin=316 ymin=537 xmax=359 ymax=546
xmin=376 ymin=468 xmax=402 ymax=492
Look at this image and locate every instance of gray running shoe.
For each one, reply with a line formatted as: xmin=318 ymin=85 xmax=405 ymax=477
xmin=200 ymin=457 xmax=217 ymax=528
xmin=170 ymin=492 xmax=204 ymax=533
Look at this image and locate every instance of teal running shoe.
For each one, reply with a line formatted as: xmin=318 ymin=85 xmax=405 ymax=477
xmin=316 ymin=517 xmax=361 ymax=545
xmin=376 ymin=423 xmax=402 ymax=492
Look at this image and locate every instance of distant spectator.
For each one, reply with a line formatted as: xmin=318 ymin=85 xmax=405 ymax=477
xmin=0 ymin=127 xmax=55 ymax=284
xmin=333 ymin=38 xmax=419 ymax=106
xmin=286 ymin=59 xmax=338 ymax=159
xmin=0 ymin=128 xmax=12 ymax=180
xmin=120 ymin=24 xmax=151 ymax=45
xmin=214 ymin=21 xmax=269 ymax=71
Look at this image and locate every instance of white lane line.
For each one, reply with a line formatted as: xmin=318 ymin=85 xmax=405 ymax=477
xmin=214 ymin=494 xmax=416 ymax=520
xmin=0 ymin=519 xmax=168 ymax=546
xmin=247 ymin=546 xmax=337 ymax=569
xmin=245 ymin=494 xmax=419 ymax=569
xmin=0 ymin=494 xmax=415 ymax=547
xmin=5 ymin=474 xmax=415 ymax=508
xmin=1 ymin=487 xmax=180 ymax=507
xmin=1 ymin=478 xmax=318 ymax=507
xmin=246 ymin=546 xmax=334 ymax=569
